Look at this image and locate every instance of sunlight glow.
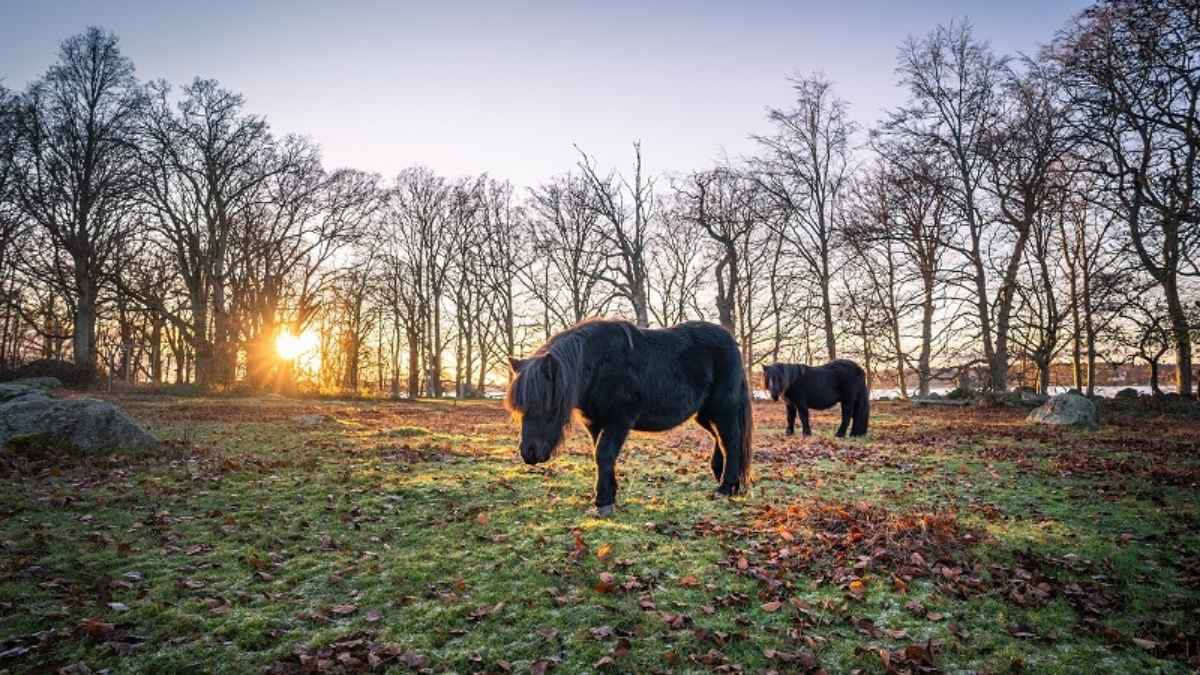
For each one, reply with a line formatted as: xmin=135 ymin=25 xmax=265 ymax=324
xmin=276 ymin=330 xmax=318 ymax=361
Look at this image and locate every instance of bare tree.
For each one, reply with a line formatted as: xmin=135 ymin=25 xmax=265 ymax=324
xmin=9 ymin=28 xmax=145 ymax=374
xmin=0 ymin=86 xmax=29 ymax=371
xmin=523 ymin=173 xmax=613 ymax=332
xmin=1057 ymin=168 xmax=1126 ymax=395
xmin=649 ymin=193 xmax=707 ymax=327
xmin=575 ymin=142 xmax=654 ymax=326
xmin=1055 ymin=0 xmax=1200 ymax=396
xmin=885 ymin=21 xmax=1012 ymax=389
xmin=478 ymin=179 xmax=526 ymax=385
xmin=754 ymin=74 xmax=856 ymax=360
xmin=675 ymin=167 xmax=760 ymax=333
xmin=138 ymin=77 xmax=280 ymax=386
xmin=235 ymin=155 xmax=381 ymax=390
xmin=980 ymin=60 xmax=1076 ymax=392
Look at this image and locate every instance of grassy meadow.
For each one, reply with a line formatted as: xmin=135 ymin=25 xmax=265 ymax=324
xmin=1 ymin=393 xmax=1198 ymax=674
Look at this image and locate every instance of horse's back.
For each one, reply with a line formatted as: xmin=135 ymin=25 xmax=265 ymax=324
xmin=591 ymin=321 xmax=742 ymax=431
xmin=821 ymin=359 xmax=867 ymax=400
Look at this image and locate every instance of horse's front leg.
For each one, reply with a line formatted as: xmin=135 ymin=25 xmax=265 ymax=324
xmin=799 ymin=407 xmax=812 ymax=436
xmin=592 ymin=424 xmax=630 ymax=515
xmin=785 ymin=403 xmax=797 ymax=436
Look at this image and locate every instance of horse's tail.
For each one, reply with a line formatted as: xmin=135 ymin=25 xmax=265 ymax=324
xmin=738 ymin=374 xmax=754 ymax=489
xmin=855 ymin=393 xmax=870 ymax=435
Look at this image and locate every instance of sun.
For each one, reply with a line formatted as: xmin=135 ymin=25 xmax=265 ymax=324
xmin=276 ymin=330 xmax=317 ymax=361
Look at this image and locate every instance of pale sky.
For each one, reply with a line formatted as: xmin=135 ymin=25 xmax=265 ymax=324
xmin=0 ymin=0 xmax=1091 ymax=185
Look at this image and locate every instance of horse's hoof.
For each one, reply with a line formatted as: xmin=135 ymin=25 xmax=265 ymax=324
xmin=588 ymin=504 xmax=616 ymax=518
xmin=785 ymin=430 xmax=795 ymax=436
xmin=714 ymin=484 xmax=739 ymax=498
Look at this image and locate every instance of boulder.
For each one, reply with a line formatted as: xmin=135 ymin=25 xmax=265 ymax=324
xmin=0 ymin=382 xmax=51 ymax=403
xmin=9 ymin=376 xmax=62 ymax=389
xmin=1115 ymin=387 xmax=1139 ymax=400
xmin=0 ymin=388 xmax=157 ymax=452
xmin=1026 ymin=391 xmax=1099 ymax=430
xmin=1017 ymin=388 xmax=1049 ymax=405
xmin=945 ymin=387 xmax=973 ymax=400
xmin=2 ymin=358 xmax=94 ymax=386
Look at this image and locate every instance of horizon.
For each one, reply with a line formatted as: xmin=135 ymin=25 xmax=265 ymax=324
xmin=0 ymin=1 xmax=1090 ymax=185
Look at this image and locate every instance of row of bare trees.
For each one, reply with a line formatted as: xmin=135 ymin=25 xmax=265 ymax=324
xmin=1 ymin=1 xmax=1196 ymax=397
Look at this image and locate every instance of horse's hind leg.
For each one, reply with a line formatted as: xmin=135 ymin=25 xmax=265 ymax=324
xmin=712 ymin=413 xmax=746 ymax=496
xmin=835 ymin=401 xmax=851 ymax=437
xmin=850 ymin=394 xmax=870 ymax=436
xmin=696 ymin=416 xmax=723 ymax=481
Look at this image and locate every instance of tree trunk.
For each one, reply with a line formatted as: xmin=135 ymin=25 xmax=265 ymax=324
xmin=150 ymin=320 xmax=163 ymax=384
xmin=820 ymin=269 xmax=836 ymax=360
xmin=72 ymin=278 xmax=98 ymax=374
xmin=1163 ymin=276 xmax=1194 ymax=397
xmin=406 ymin=328 xmax=420 ymax=399
xmin=918 ymin=273 xmax=934 ymax=396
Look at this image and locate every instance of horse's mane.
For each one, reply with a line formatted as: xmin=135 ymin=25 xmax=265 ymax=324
xmin=766 ymin=363 xmax=805 ymax=389
xmin=505 ymin=319 xmax=634 ymax=419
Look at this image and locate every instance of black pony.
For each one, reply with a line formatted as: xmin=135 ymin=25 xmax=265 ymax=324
xmin=763 ymin=360 xmax=869 ymax=437
xmin=506 ymin=319 xmax=753 ymax=515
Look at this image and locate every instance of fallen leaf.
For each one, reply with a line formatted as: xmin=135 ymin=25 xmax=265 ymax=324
xmin=1132 ymin=637 xmax=1156 ymax=650
xmin=595 ymin=572 xmax=616 ymax=594
xmin=79 ymin=618 xmax=115 ymax=640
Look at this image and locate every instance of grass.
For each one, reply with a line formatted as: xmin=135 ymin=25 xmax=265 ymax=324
xmin=1 ymin=394 xmax=1198 ymax=673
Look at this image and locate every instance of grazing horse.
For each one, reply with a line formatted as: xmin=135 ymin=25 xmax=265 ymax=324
xmin=763 ymin=360 xmax=870 ymax=437
xmin=506 ymin=319 xmax=753 ymax=515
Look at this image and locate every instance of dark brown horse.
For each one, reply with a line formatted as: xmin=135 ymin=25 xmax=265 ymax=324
xmin=506 ymin=319 xmax=753 ymax=515
xmin=763 ymin=360 xmax=870 ymax=437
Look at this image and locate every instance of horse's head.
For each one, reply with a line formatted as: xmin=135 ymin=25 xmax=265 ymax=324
xmin=763 ymin=364 xmax=794 ymax=401
xmin=506 ymin=354 xmax=572 ymax=465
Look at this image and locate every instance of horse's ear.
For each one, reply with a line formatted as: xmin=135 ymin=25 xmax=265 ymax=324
xmin=508 ymin=357 xmax=526 ymax=374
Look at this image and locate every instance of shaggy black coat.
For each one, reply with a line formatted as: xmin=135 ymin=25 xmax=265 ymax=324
xmin=763 ymin=359 xmax=869 ymax=437
xmin=507 ymin=319 xmax=753 ymax=512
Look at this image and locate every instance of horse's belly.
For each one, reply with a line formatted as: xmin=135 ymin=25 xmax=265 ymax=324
xmin=633 ymin=384 xmax=706 ymax=431
xmin=632 ymin=412 xmax=692 ymax=432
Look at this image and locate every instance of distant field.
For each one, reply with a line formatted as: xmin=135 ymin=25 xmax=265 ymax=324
xmin=1 ymin=395 xmax=1198 ymax=674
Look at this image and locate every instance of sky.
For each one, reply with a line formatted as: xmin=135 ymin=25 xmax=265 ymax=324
xmin=0 ymin=0 xmax=1091 ymax=186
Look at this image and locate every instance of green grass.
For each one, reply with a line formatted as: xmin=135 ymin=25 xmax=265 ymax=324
xmin=1 ymin=395 xmax=1197 ymax=673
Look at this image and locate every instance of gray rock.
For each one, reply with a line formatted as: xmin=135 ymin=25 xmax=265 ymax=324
xmin=1017 ymin=388 xmax=1050 ymax=405
xmin=0 ymin=382 xmax=51 ymax=403
xmin=1026 ymin=391 xmax=1099 ymax=430
xmin=5 ymin=376 xmax=62 ymax=390
xmin=0 ymin=393 xmax=158 ymax=452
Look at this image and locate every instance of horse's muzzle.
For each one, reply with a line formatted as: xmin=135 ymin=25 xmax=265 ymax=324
xmin=521 ymin=444 xmax=550 ymax=465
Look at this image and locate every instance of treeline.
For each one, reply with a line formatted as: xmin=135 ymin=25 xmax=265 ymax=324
xmin=0 ymin=0 xmax=1196 ymax=397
